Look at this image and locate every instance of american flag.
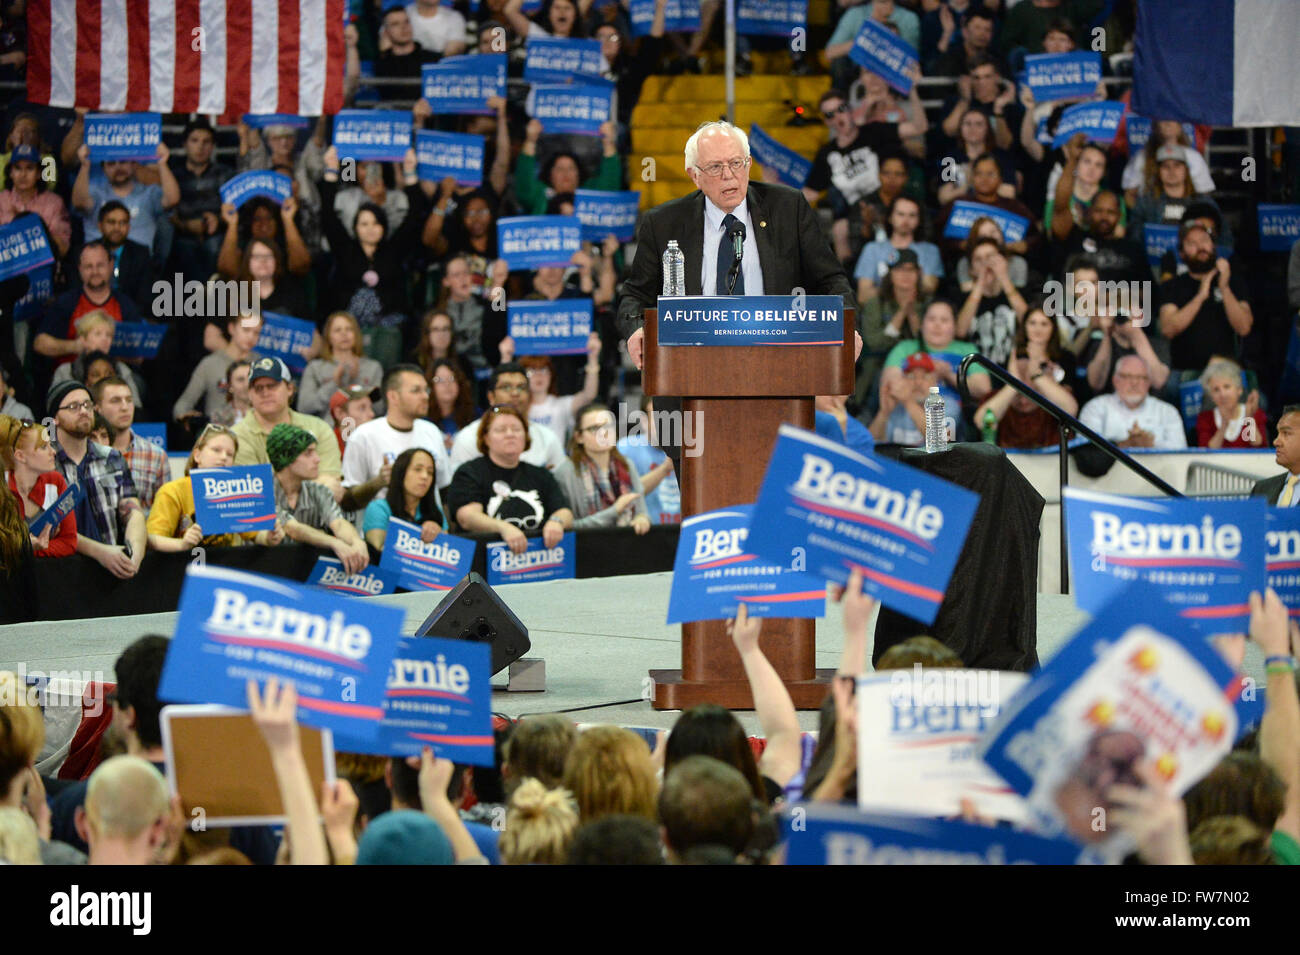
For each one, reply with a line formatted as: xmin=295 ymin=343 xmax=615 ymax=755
xmin=26 ymin=0 xmax=348 ymax=117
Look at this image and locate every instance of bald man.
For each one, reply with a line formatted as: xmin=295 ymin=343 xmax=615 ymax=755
xmin=76 ymin=755 xmax=172 ymax=865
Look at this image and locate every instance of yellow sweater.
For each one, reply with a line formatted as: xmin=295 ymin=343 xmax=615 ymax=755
xmin=147 ymin=478 xmax=257 ymax=547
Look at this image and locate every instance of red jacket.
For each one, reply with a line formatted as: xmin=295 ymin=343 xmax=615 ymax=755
xmin=8 ymin=470 xmax=78 ymax=557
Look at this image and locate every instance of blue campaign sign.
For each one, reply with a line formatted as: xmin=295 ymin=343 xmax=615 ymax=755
xmin=27 ymin=482 xmax=83 ymax=538
xmin=780 ymin=803 xmax=1082 ymax=865
xmin=12 ymin=264 xmax=53 ymax=322
xmin=736 ymin=0 xmax=807 ymax=36
xmin=191 ymin=464 xmax=277 ymax=535
xmin=1125 ymin=116 xmax=1196 ymax=150
xmin=978 ymin=594 xmax=1242 ymax=852
xmin=1266 ymin=508 xmax=1300 ymax=618
xmin=942 ymin=201 xmax=1029 ymax=244
xmin=667 ymin=505 xmax=826 ymax=624
xmin=574 ymin=189 xmax=640 ymax=242
xmin=628 ymin=0 xmax=700 ymax=35
xmin=258 ymin=311 xmax=316 ymax=374
xmin=85 ymin=113 xmax=161 ymax=162
xmin=1051 ymin=100 xmax=1125 ymax=148
xmin=487 ymin=532 xmax=577 ymax=586
xmin=847 ymin=18 xmax=918 ymax=95
xmin=220 ymin=171 xmax=293 ymax=209
xmin=0 ymin=215 xmax=54 ymax=283
xmin=108 ymin=322 xmax=166 ymax=360
xmin=745 ymin=426 xmax=980 ymax=625
xmin=1063 ymin=488 xmax=1266 ymax=632
xmin=379 ymin=517 xmax=477 ymax=591
xmin=1143 ymin=222 xmax=1179 ymax=265
xmin=415 ymin=130 xmax=485 ymax=187
xmin=1178 ymin=380 xmax=1203 ymax=431
xmin=748 ymin=124 xmax=812 ymax=189
xmin=508 ymin=299 xmax=593 ymax=356
xmin=307 ymin=556 xmax=401 ymax=597
xmin=332 ymin=110 xmax=412 ymax=161
xmin=158 ymin=565 xmax=404 ymax=741
xmin=657 ymin=295 xmax=844 ymax=347
xmin=331 ymin=636 xmax=494 ymax=766
xmin=528 ymin=84 xmax=613 ymax=136
xmin=1023 ymin=52 xmax=1102 ymax=102
xmin=421 ymin=54 xmax=506 ymax=115
xmin=523 ymin=37 xmax=607 ymax=85
xmin=498 ymin=215 xmax=583 ymax=270
xmin=132 ymin=422 xmax=168 ymax=453
xmin=242 ymin=113 xmax=311 ymax=130
xmin=1258 ymin=204 xmax=1300 ymax=253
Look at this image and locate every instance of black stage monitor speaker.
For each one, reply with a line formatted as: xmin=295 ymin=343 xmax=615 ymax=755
xmin=414 ymin=573 xmax=530 ymax=676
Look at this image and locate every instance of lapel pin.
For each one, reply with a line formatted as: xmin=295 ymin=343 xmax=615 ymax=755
xmin=760 ymin=221 xmax=766 ymax=228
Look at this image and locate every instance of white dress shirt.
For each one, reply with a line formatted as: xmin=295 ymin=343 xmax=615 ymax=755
xmin=700 ymin=196 xmax=764 ymax=296
xmin=1077 ymin=393 xmax=1188 ymax=450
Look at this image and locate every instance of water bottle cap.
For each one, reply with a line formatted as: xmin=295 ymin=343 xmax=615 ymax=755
xmin=667 ymin=240 xmax=679 ymax=248
xmin=929 ymin=386 xmax=940 ymax=394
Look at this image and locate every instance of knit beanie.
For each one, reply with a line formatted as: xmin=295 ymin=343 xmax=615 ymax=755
xmin=266 ymin=423 xmax=316 ymax=471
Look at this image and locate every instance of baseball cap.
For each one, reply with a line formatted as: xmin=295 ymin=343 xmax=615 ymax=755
xmin=9 ymin=144 xmax=39 ymax=165
xmin=1154 ymin=143 xmax=1187 ymax=164
xmin=249 ymin=356 xmax=291 ymax=384
xmin=263 ymin=124 xmax=296 ymax=139
xmin=329 ymin=384 xmax=378 ymax=416
xmin=889 ymin=248 xmax=921 ymax=271
xmin=356 ymin=810 xmax=453 ymax=865
xmin=182 ymin=116 xmax=215 ymax=140
xmin=903 ymin=352 xmax=936 ymax=374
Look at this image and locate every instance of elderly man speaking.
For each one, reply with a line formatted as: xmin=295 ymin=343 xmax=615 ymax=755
xmin=616 ymin=121 xmax=859 ymax=468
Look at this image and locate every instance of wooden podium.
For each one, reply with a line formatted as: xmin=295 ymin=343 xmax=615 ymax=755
xmin=642 ymin=304 xmax=855 ymax=710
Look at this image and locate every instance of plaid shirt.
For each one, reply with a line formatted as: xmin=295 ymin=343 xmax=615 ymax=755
xmin=54 ymin=439 xmax=140 ymax=547
xmin=121 ymin=431 xmax=170 ymax=510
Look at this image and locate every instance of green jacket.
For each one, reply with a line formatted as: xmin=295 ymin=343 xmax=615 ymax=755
xmin=514 ymin=152 xmax=623 ymax=215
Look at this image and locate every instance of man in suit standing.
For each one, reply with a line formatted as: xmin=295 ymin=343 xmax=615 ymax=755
xmin=616 ymin=121 xmax=860 ymax=468
xmin=1253 ymin=406 xmax=1300 ymax=505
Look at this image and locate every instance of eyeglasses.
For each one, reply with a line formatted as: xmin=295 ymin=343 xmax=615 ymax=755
xmin=822 ymin=103 xmax=848 ymax=120
xmin=58 ymin=400 xmax=94 ymax=413
xmin=431 ymin=376 xmax=455 ymax=385
xmin=524 ymin=368 xmax=549 ymax=379
xmin=695 ymin=158 xmax=751 ymax=178
xmin=1115 ymin=373 xmax=1149 ymax=382
xmin=581 ymin=423 xmax=614 ymax=435
xmin=463 ymin=209 xmax=492 ymax=218
xmin=199 ymin=423 xmax=235 ymax=438
xmin=493 ymin=383 xmax=529 ymax=394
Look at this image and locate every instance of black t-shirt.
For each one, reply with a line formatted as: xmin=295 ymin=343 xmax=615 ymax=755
xmin=968 ymin=291 xmax=1017 ymax=366
xmin=1056 ymin=228 xmax=1151 ymax=287
xmin=806 ymin=124 xmax=903 ymax=207
xmin=445 ymin=456 xmax=567 ymax=531
xmin=1158 ymin=272 xmax=1249 ymax=371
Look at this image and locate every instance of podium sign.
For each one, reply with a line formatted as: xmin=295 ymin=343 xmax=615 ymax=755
xmin=657 ymin=295 xmax=842 ymax=347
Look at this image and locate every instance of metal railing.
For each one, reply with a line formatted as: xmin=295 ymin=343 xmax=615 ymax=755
xmin=958 ymin=353 xmax=1183 ymax=594
xmin=1185 ymin=460 xmax=1259 ymax=498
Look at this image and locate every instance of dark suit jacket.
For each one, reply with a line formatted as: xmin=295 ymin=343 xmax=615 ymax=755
xmin=1252 ymin=472 xmax=1292 ymax=506
xmin=615 ymin=180 xmax=857 ymax=341
xmin=111 ymin=239 xmax=155 ymax=314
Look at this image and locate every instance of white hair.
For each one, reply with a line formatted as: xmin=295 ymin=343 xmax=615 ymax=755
xmin=684 ymin=121 xmax=750 ymax=172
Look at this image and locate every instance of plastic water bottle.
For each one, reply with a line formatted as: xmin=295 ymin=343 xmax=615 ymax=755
xmin=981 ymin=409 xmax=998 ymax=444
xmin=924 ymin=386 xmax=948 ymax=453
xmin=662 ymin=239 xmax=685 ymax=296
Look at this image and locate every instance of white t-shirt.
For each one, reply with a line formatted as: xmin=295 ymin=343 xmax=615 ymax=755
xmin=448 ymin=417 xmax=565 ymax=475
xmin=529 ymin=394 xmax=576 ymax=444
xmin=405 ymin=3 xmax=466 ymax=53
xmin=1078 ymin=393 xmax=1188 ymax=450
xmin=341 ymin=417 xmax=452 ymax=490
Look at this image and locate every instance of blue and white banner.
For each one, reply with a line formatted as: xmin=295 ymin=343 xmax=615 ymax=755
xmin=1178 ymin=380 xmax=1204 ymax=431
xmin=191 ymin=464 xmax=277 ymax=535
xmin=331 ymin=636 xmax=494 ymax=766
xmin=979 ymin=595 xmax=1241 ymax=853
xmin=307 ymin=556 xmax=401 ymax=597
xmin=332 ymin=110 xmax=412 ymax=161
xmin=415 ymin=130 xmax=484 ymax=187
xmin=736 ymin=0 xmax=806 ymax=36
xmin=667 ymin=505 xmax=826 ymax=624
xmin=1023 ymin=52 xmax=1102 ymax=103
xmin=1266 ymin=508 xmax=1300 ymax=618
xmin=528 ymin=84 xmax=613 ymax=136
xmin=158 ymin=565 xmax=403 ymax=741
xmin=0 ymin=215 xmax=54 ymax=283
xmin=242 ymin=113 xmax=311 ymax=130
xmin=847 ymin=18 xmax=918 ymax=96
xmin=219 ymin=171 xmax=293 ymax=209
xmin=498 ymin=215 xmax=582 ymax=270
xmin=748 ymin=124 xmax=812 ymax=189
xmin=508 ymin=299 xmax=593 ymax=356
xmin=1131 ymin=0 xmax=1300 ymax=128
xmin=84 ymin=113 xmax=161 ymax=162
xmin=379 ymin=517 xmax=476 ymax=592
xmin=523 ymin=37 xmax=608 ymax=85
xmin=258 ymin=311 xmax=316 ymax=374
xmin=108 ymin=322 xmax=166 ymax=360
xmin=1064 ymin=488 xmax=1266 ymax=631
xmin=12 ymin=264 xmax=53 ymax=322
xmin=781 ymin=803 xmax=1082 ymax=865
xmin=421 ymin=55 xmax=506 ymax=115
xmin=628 ymin=0 xmax=701 ymax=35
xmin=942 ymin=201 xmax=1029 ymax=244
xmin=26 ymin=482 xmax=82 ymax=538
xmin=1258 ymin=204 xmax=1300 ymax=253
xmin=574 ymin=189 xmax=640 ymax=242
xmin=1142 ymin=222 xmax=1179 ymax=265
xmin=745 ymin=426 xmax=980 ymax=624
xmin=658 ymin=295 xmax=844 ymax=347
xmin=132 ymin=423 xmax=167 ymax=452
xmin=1125 ymin=116 xmax=1196 ymax=150
xmin=1050 ymin=100 xmax=1125 ymax=148
xmin=487 ymin=532 xmax=576 ymax=586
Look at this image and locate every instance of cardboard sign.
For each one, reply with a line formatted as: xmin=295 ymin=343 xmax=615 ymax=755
xmin=748 ymin=123 xmax=812 ymax=189
xmin=0 ymin=215 xmax=55 ymax=283
xmin=628 ymin=0 xmax=701 ymax=35
xmin=523 ymin=37 xmax=607 ymax=85
xmin=736 ymin=0 xmax=807 ymax=36
xmin=257 ymin=311 xmax=316 ymax=373
xmin=421 ymin=54 xmax=506 ymax=115
xmin=1178 ymin=380 xmax=1203 ymax=431
xmin=943 ymin=200 xmax=1029 ymax=244
xmin=379 ymin=517 xmax=477 ymax=591
xmin=1258 ymin=204 xmax=1300 ymax=253
xmin=847 ymin=18 xmax=918 ymax=95
xmin=191 ymin=464 xmax=277 ymax=535
xmin=1143 ymin=222 xmax=1179 ymax=265
xmin=332 ymin=110 xmax=412 ymax=161
xmin=108 ymin=321 xmax=166 ymax=360
xmin=26 ymin=482 xmax=83 ymax=538
xmin=487 ymin=532 xmax=576 ymax=585
xmin=414 ymin=130 xmax=484 ymax=187
xmin=220 ymin=170 xmax=293 ymax=209
xmin=1125 ymin=116 xmax=1195 ymax=150
xmin=12 ymin=263 xmax=53 ymax=322
xmin=1051 ymin=101 xmax=1125 ymax=148
xmin=573 ymin=189 xmax=640 ymax=243
xmin=330 ymin=636 xmax=494 ymax=766
xmin=242 ymin=113 xmax=312 ymax=129
xmin=306 ymin=556 xmax=401 ymax=597
xmin=1267 ymin=507 xmax=1300 ymax=617
xmin=657 ymin=295 xmax=844 ymax=347
xmin=746 ymin=426 xmax=979 ymax=624
xmin=1064 ymin=488 xmax=1266 ymax=631
xmin=508 ymin=299 xmax=593 ymax=356
xmin=85 ymin=113 xmax=161 ymax=162
xmin=1023 ymin=52 xmax=1102 ymax=102
xmin=132 ymin=422 xmax=167 ymax=452
xmin=498 ymin=215 xmax=583 ymax=270
xmin=527 ymin=84 xmax=613 ymax=136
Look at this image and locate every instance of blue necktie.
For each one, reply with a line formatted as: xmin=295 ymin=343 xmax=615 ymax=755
xmin=716 ymin=213 xmax=744 ymax=295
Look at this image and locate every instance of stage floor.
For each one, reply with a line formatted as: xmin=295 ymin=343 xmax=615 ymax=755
xmin=0 ymin=574 xmax=1270 ymax=732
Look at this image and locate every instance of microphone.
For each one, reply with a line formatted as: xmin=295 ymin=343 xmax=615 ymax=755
xmin=726 ymin=219 xmax=746 ymax=294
